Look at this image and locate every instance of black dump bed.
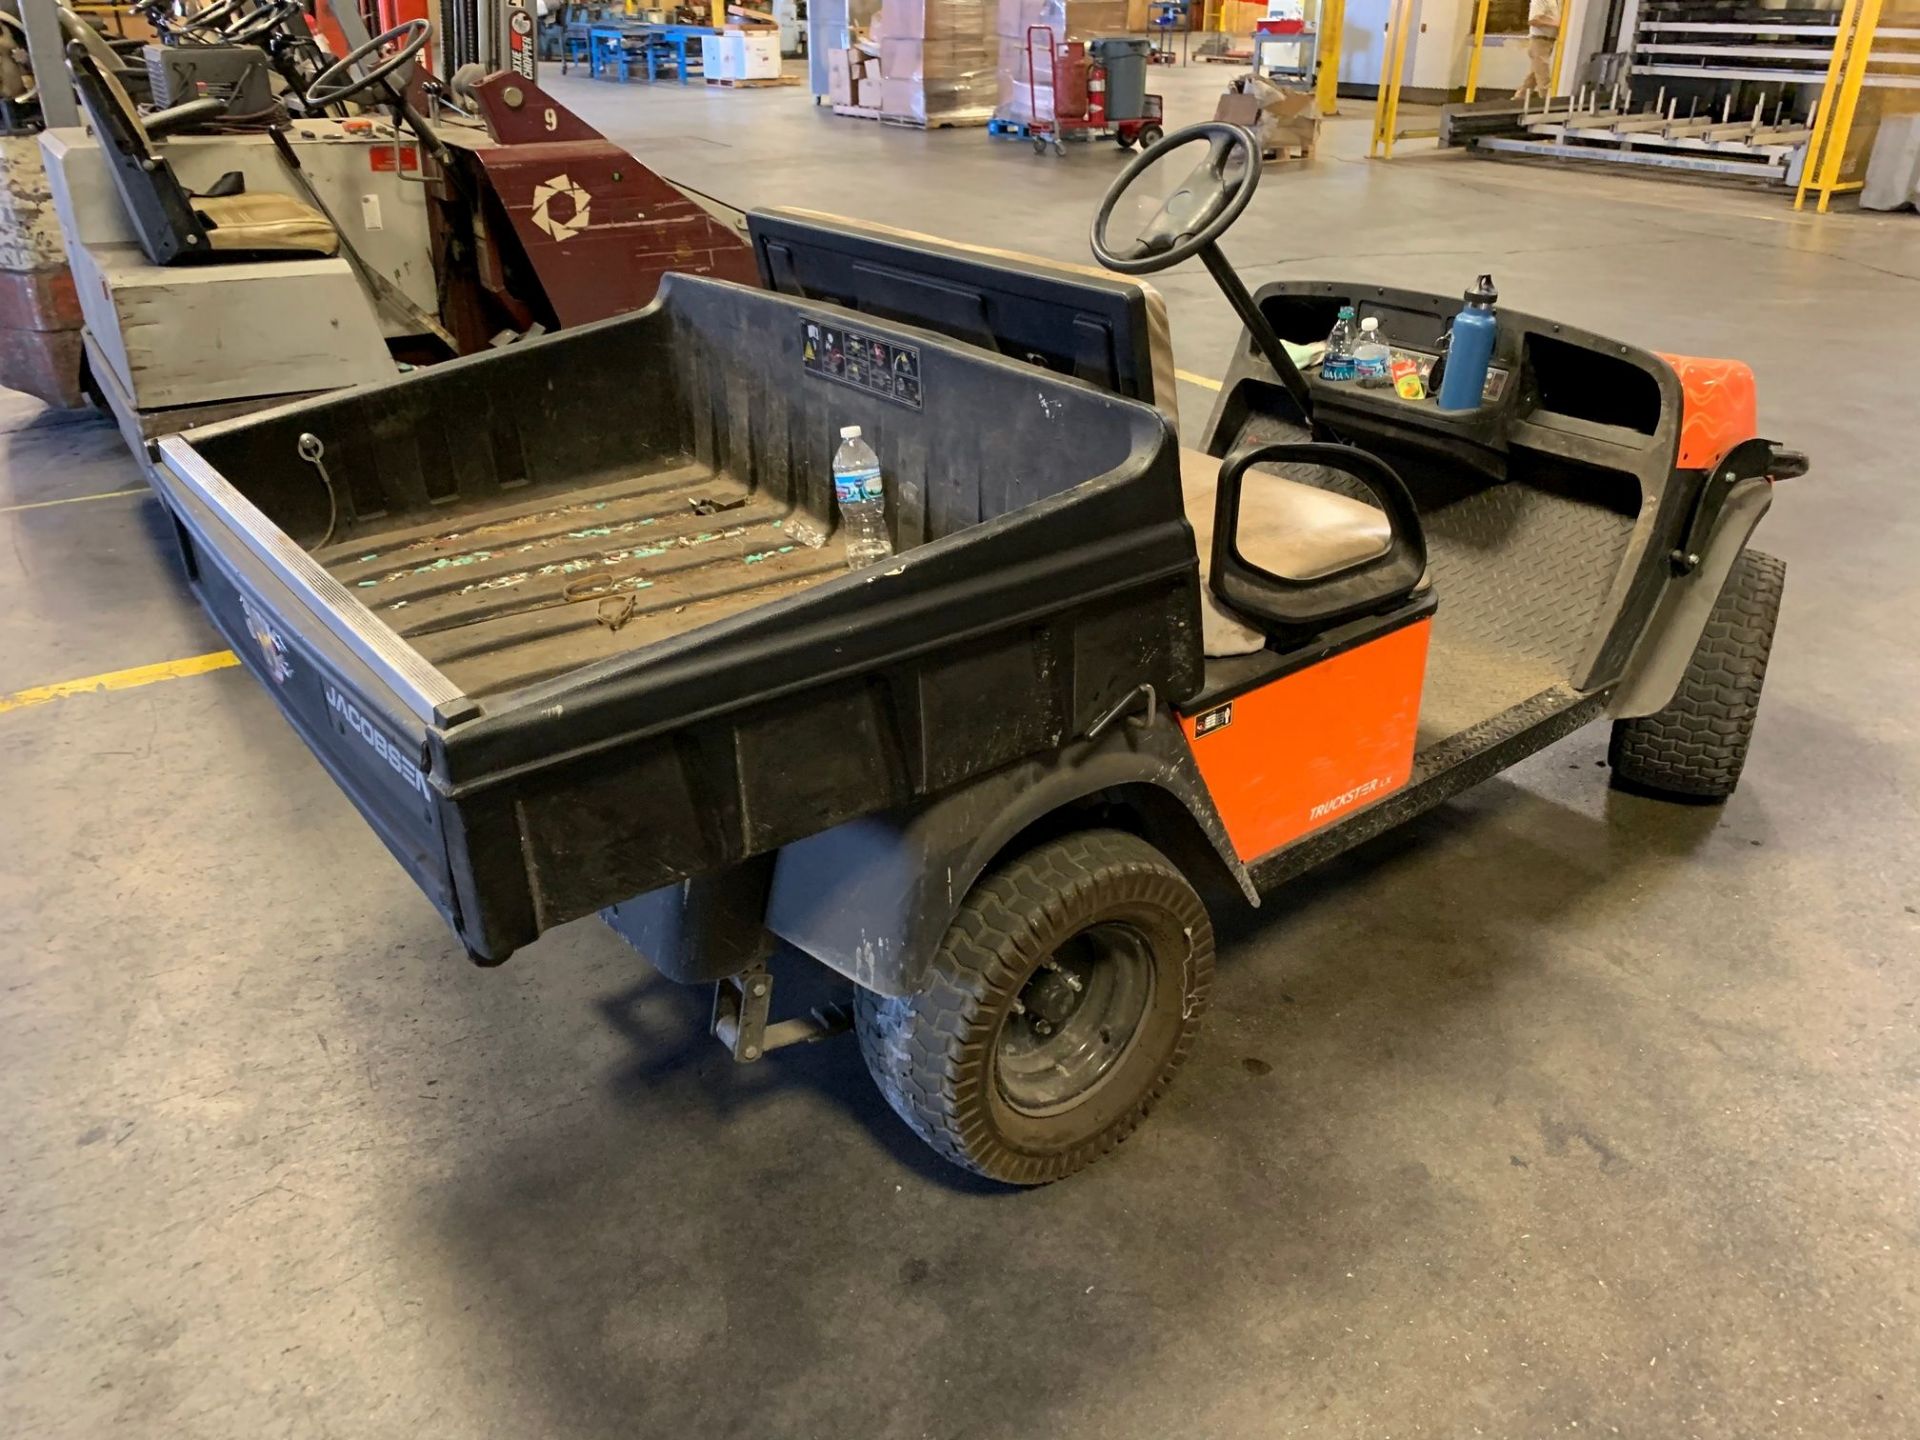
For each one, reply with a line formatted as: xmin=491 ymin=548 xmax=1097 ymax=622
xmin=155 ymin=275 xmax=1200 ymax=962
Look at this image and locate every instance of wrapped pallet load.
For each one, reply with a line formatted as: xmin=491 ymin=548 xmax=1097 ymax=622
xmin=875 ymin=0 xmax=997 ymax=125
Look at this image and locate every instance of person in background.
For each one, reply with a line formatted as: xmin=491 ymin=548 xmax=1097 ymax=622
xmin=1514 ymin=0 xmax=1560 ymax=99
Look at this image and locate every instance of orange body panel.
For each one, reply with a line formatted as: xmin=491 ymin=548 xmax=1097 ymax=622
xmin=1179 ymin=619 xmax=1432 ymax=863
xmin=1658 ymin=353 xmax=1758 ymax=471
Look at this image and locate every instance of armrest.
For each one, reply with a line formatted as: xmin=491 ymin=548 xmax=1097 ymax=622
xmin=145 ymin=96 xmax=230 ymax=138
xmin=1209 ymin=441 xmax=1428 ymax=633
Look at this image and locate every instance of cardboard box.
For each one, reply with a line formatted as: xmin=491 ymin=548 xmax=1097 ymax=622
xmin=733 ymin=28 xmax=781 ymax=77
xmin=882 ymin=76 xmax=924 ymax=118
xmin=1215 ymin=78 xmax=1319 ymax=155
xmin=996 ymin=0 xmax=1129 ymax=39
xmin=1214 ymin=91 xmax=1262 ymax=129
xmin=883 ymin=36 xmax=990 ymax=81
xmin=881 ymin=36 xmax=922 ymax=77
xmin=828 ymin=46 xmax=858 ymax=102
xmin=855 ymin=74 xmax=884 ymax=107
xmin=996 ymin=0 xmax=1054 ymax=38
xmin=1066 ymin=0 xmax=1128 ymax=34
xmin=883 ymin=0 xmax=991 ymax=41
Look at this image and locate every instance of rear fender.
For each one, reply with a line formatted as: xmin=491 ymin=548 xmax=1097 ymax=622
xmin=763 ymin=717 xmax=1252 ymax=997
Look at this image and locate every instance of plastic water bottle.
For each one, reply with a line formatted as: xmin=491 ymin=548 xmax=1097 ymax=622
xmin=1437 ymin=273 xmax=1499 ymax=411
xmin=832 ymin=425 xmax=892 ymax=570
xmin=1322 ymin=305 xmax=1358 ymax=382
xmin=1353 ymin=316 xmax=1393 ymax=387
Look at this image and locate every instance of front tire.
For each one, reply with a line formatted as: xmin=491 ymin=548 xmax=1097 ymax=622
xmin=855 ymin=829 xmax=1214 ymax=1185
xmin=1609 ymin=548 xmax=1785 ymax=801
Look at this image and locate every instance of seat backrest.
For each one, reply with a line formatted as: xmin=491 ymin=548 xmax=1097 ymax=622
xmin=749 ymin=205 xmax=1180 ymax=429
xmin=65 ymin=40 xmax=209 ymax=265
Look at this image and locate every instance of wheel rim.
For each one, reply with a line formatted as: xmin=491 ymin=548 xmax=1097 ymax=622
xmin=994 ymin=923 xmax=1156 ymax=1117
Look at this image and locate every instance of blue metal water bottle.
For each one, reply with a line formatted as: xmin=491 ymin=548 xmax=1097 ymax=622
xmin=1437 ymin=274 xmax=1499 ymax=412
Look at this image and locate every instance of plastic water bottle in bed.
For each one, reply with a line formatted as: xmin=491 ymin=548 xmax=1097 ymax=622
xmin=833 ymin=425 xmax=892 ymax=570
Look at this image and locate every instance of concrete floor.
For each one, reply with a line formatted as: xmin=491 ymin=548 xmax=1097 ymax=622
xmin=4 ymin=63 xmax=1918 ymax=1439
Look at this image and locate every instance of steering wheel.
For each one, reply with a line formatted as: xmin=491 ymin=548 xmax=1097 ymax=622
xmin=175 ymin=0 xmax=252 ymax=34
xmin=220 ymin=0 xmax=301 ymax=45
xmin=303 ymin=17 xmax=431 ymax=108
xmin=1090 ymin=122 xmax=1262 ymax=276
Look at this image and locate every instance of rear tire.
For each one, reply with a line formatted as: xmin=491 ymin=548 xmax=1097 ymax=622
xmin=1135 ymin=123 xmax=1164 ymax=149
xmin=1609 ymin=548 xmax=1785 ymax=801
xmin=855 ymin=829 xmax=1214 ymax=1185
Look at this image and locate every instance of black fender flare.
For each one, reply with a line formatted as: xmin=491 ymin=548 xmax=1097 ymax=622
xmin=763 ymin=716 xmax=1253 ymax=997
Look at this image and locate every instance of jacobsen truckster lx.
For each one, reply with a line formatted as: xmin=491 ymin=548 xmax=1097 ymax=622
xmin=151 ymin=125 xmax=1799 ymax=1182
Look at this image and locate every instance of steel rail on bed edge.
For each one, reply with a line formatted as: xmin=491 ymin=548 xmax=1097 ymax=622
xmin=155 ymin=435 xmax=472 ymax=728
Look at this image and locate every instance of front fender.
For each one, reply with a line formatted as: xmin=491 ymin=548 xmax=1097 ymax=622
xmin=1610 ymin=475 xmax=1772 ymax=718
xmin=764 ymin=717 xmax=1251 ymax=996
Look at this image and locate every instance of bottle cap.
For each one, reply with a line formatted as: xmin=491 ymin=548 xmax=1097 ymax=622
xmin=1360 ymin=317 xmax=1379 ymax=332
xmin=1467 ymin=274 xmax=1498 ymax=306
xmin=840 ymin=425 xmax=862 ymax=439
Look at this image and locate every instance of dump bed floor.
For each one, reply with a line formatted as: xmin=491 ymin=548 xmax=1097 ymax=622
xmin=315 ymin=458 xmax=847 ymax=699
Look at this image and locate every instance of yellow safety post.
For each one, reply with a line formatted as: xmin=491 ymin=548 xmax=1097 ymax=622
xmin=1796 ymin=0 xmax=1885 ymax=212
xmin=1370 ymin=0 xmax=1432 ymax=157
xmin=1316 ymin=0 xmax=1345 ymax=115
xmin=1463 ymin=0 xmax=1494 ymax=103
xmin=1369 ymin=0 xmax=1402 ymax=155
xmin=1546 ymin=6 xmax=1572 ymax=96
xmin=1795 ymin=0 xmax=1860 ymax=210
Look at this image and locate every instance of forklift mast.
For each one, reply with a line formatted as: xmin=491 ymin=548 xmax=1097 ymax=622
xmin=435 ymin=0 xmax=539 ymax=80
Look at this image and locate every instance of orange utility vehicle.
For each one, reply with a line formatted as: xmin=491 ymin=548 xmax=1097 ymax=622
xmin=152 ymin=124 xmax=1800 ymax=1184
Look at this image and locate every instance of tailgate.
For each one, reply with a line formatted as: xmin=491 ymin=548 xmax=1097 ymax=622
xmin=152 ymin=436 xmax=475 ymax=945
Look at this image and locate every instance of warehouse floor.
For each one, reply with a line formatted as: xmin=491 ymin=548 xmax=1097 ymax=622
xmin=4 ymin=62 xmax=1918 ymax=1439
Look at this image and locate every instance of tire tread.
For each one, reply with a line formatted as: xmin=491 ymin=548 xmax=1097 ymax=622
xmin=1609 ymin=548 xmax=1785 ymax=799
xmin=855 ymin=829 xmax=1213 ymax=1185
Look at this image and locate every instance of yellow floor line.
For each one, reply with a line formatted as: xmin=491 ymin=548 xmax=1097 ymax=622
xmin=0 ymin=650 xmax=239 ymax=716
xmin=0 ymin=486 xmax=147 ymax=516
xmin=1175 ymin=369 xmax=1224 ymax=391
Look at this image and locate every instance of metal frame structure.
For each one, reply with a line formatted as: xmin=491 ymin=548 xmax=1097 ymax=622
xmin=1445 ymin=0 xmax=1918 ymax=209
xmin=440 ymin=0 xmax=538 ymax=78
xmin=1796 ymin=0 xmax=1915 ymax=211
xmin=17 ymin=0 xmax=77 ymax=126
xmin=1456 ymin=80 xmax=1815 ymax=182
xmin=1196 ymin=0 xmax=1342 ymax=116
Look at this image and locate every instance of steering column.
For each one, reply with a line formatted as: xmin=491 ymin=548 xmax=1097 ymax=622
xmin=1089 ymin=122 xmax=1316 ymax=422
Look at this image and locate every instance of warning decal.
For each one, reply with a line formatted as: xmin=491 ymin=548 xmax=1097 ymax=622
xmin=801 ymin=319 xmax=922 ymax=411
